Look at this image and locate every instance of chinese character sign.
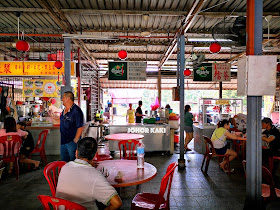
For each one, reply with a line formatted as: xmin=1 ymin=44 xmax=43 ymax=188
xmin=0 ymin=61 xmax=75 ymax=76
xmin=212 ymin=63 xmax=231 ymax=82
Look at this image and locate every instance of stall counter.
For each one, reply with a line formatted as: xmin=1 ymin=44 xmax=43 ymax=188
xmin=107 ymin=123 xmax=173 ymax=154
xmin=193 ymin=124 xmax=216 ymax=154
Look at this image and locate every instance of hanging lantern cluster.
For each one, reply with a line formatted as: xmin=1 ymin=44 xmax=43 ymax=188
xmin=209 ymin=42 xmax=221 ymax=54
xmin=184 ymin=69 xmax=191 ymax=76
xmin=16 ymin=40 xmax=30 ymax=52
xmin=118 ymin=50 xmax=127 ymax=60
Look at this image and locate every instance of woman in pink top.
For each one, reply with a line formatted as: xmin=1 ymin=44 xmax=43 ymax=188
xmin=0 ymin=117 xmax=40 ymax=175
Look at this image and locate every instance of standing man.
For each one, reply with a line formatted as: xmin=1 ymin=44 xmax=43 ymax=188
xmin=56 ymin=137 xmax=122 ymax=209
xmin=60 ymin=91 xmax=84 ymax=162
xmin=135 ymin=100 xmax=144 ymax=123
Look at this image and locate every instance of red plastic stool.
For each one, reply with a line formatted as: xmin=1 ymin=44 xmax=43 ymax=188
xmin=174 ymin=134 xmax=179 ymax=143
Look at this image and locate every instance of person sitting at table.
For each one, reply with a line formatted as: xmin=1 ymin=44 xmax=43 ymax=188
xmin=211 ymin=119 xmax=246 ymax=173
xmin=17 ymin=122 xmax=40 ymax=170
xmin=56 ymin=137 xmax=122 ymax=210
xmin=261 ymin=117 xmax=280 ymax=165
xmin=0 ymin=117 xmax=29 ymax=175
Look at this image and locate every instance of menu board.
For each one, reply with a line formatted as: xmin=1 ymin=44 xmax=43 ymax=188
xmin=23 ymin=79 xmax=62 ymax=97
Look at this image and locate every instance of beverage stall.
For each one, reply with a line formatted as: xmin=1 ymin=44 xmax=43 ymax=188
xmin=193 ymin=98 xmax=243 ymax=154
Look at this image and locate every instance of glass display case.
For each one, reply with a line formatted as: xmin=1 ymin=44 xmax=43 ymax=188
xmin=198 ymin=98 xmax=243 ymax=125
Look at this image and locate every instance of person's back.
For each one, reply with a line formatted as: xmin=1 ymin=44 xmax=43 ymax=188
xmin=56 ymin=159 xmax=117 ymax=209
xmin=56 ymin=137 xmax=122 ymax=210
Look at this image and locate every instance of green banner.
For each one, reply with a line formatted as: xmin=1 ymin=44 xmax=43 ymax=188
xmin=108 ymin=62 xmax=127 ymax=80
xmin=193 ymin=63 xmax=212 ymax=81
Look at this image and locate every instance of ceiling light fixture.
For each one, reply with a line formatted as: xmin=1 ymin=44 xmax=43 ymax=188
xmin=62 ymin=34 xmax=118 ymax=40
xmin=188 ymin=38 xmax=232 ymax=42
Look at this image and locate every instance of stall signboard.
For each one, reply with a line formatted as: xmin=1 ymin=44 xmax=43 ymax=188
xmin=23 ymin=79 xmax=62 ymax=97
xmin=193 ymin=63 xmax=212 ymax=81
xmin=212 ymin=63 xmax=231 ymax=81
xmin=0 ymin=61 xmax=75 ymax=76
xmin=216 ymin=100 xmax=230 ymax=105
xmin=108 ymin=62 xmax=147 ymax=81
xmin=127 ymin=62 xmax=147 ymax=81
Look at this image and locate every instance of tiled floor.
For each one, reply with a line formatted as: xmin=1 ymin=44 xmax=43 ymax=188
xmin=0 ymin=144 xmax=279 ymax=210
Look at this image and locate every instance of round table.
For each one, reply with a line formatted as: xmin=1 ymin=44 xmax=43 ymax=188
xmin=104 ymin=133 xmax=144 ymax=141
xmin=96 ymin=160 xmax=157 ymax=188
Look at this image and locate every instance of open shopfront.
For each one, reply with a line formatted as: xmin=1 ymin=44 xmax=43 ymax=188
xmin=0 ymin=61 xmax=77 ymax=155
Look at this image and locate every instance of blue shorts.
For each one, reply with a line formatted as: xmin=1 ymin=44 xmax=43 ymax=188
xmin=215 ymin=146 xmax=228 ymax=155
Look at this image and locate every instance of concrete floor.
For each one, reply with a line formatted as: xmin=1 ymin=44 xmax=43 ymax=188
xmin=0 ymin=143 xmax=279 ymax=210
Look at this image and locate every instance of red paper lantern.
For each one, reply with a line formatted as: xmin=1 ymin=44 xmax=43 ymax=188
xmin=16 ymin=40 xmax=30 ymax=52
xmin=210 ymin=42 xmax=221 ymax=53
xmin=184 ymin=69 xmax=191 ymax=76
xmin=54 ymin=60 xmax=63 ymax=69
xmin=118 ymin=50 xmax=127 ymax=60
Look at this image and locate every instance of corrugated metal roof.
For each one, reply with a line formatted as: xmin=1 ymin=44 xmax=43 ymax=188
xmin=0 ymin=0 xmax=279 ymax=89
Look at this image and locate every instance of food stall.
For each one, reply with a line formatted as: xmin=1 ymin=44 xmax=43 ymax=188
xmin=107 ymin=123 xmax=173 ymax=154
xmin=0 ymin=61 xmax=77 ymax=155
xmin=194 ymin=98 xmax=243 ymax=154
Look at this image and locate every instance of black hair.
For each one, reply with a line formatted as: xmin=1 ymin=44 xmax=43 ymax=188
xmin=17 ymin=121 xmax=26 ymax=129
xmin=64 ymin=91 xmax=74 ymax=101
xmin=165 ymin=104 xmax=171 ymax=109
xmin=139 ymin=101 xmax=142 ymax=106
xmin=4 ymin=117 xmax=17 ymax=133
xmin=217 ymin=119 xmax=230 ymax=128
xmin=184 ymin=105 xmax=191 ymax=113
xmin=77 ymin=137 xmax=98 ymax=160
xmin=262 ymin=117 xmax=273 ymax=125
xmin=229 ymin=118 xmax=234 ymax=124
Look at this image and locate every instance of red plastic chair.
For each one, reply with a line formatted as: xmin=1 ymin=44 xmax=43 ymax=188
xmin=118 ymin=139 xmax=138 ymax=160
xmin=0 ymin=135 xmax=22 ymax=180
xmin=131 ymin=162 xmax=178 ymax=209
xmin=93 ymin=152 xmax=113 ymax=161
xmin=30 ymin=129 xmax=49 ymax=165
xmin=37 ymin=195 xmax=86 ymax=210
xmin=242 ymin=160 xmax=280 ymax=199
xmin=269 ymin=156 xmax=280 ymax=172
xmin=44 ymin=161 xmax=66 ymax=197
xmin=201 ymin=135 xmax=231 ymax=174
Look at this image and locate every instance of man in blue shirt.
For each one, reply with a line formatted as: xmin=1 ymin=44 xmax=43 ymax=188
xmin=60 ymin=91 xmax=84 ymax=162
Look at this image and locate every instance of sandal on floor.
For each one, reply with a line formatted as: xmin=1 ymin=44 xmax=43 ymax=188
xmin=32 ymin=166 xmax=40 ymax=171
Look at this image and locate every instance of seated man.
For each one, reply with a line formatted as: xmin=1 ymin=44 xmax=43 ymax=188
xmin=262 ymin=117 xmax=280 ymax=165
xmin=56 ymin=137 xmax=122 ymax=210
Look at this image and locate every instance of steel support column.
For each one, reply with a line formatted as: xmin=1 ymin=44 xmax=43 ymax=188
xmin=245 ymin=0 xmax=263 ymax=208
xmin=178 ymin=34 xmax=186 ymax=169
xmin=61 ymin=37 xmax=73 ymax=96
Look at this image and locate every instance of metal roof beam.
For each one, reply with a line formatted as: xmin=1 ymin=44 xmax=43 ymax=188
xmin=158 ymin=0 xmax=206 ymax=69
xmin=1 ymin=7 xmax=278 ymax=18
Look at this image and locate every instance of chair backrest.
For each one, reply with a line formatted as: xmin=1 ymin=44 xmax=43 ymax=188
xmin=35 ymin=130 xmax=49 ymax=150
xmin=203 ymin=135 xmax=215 ymax=155
xmin=44 ymin=161 xmax=66 ymax=197
xmin=242 ymin=160 xmax=276 ymax=197
xmin=118 ymin=140 xmax=138 ymax=159
xmin=37 ymin=195 xmax=86 ymax=210
xmin=0 ymin=135 xmax=22 ymax=162
xmin=155 ymin=162 xmax=178 ymax=209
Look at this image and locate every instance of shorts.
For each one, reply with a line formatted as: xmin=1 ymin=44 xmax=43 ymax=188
xmin=184 ymin=126 xmax=193 ymax=133
xmin=215 ymin=146 xmax=228 ymax=155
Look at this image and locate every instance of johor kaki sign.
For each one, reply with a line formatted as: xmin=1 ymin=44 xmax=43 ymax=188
xmin=0 ymin=61 xmax=75 ymax=76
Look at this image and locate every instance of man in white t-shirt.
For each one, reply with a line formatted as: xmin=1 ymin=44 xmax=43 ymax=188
xmin=56 ymin=137 xmax=122 ymax=210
